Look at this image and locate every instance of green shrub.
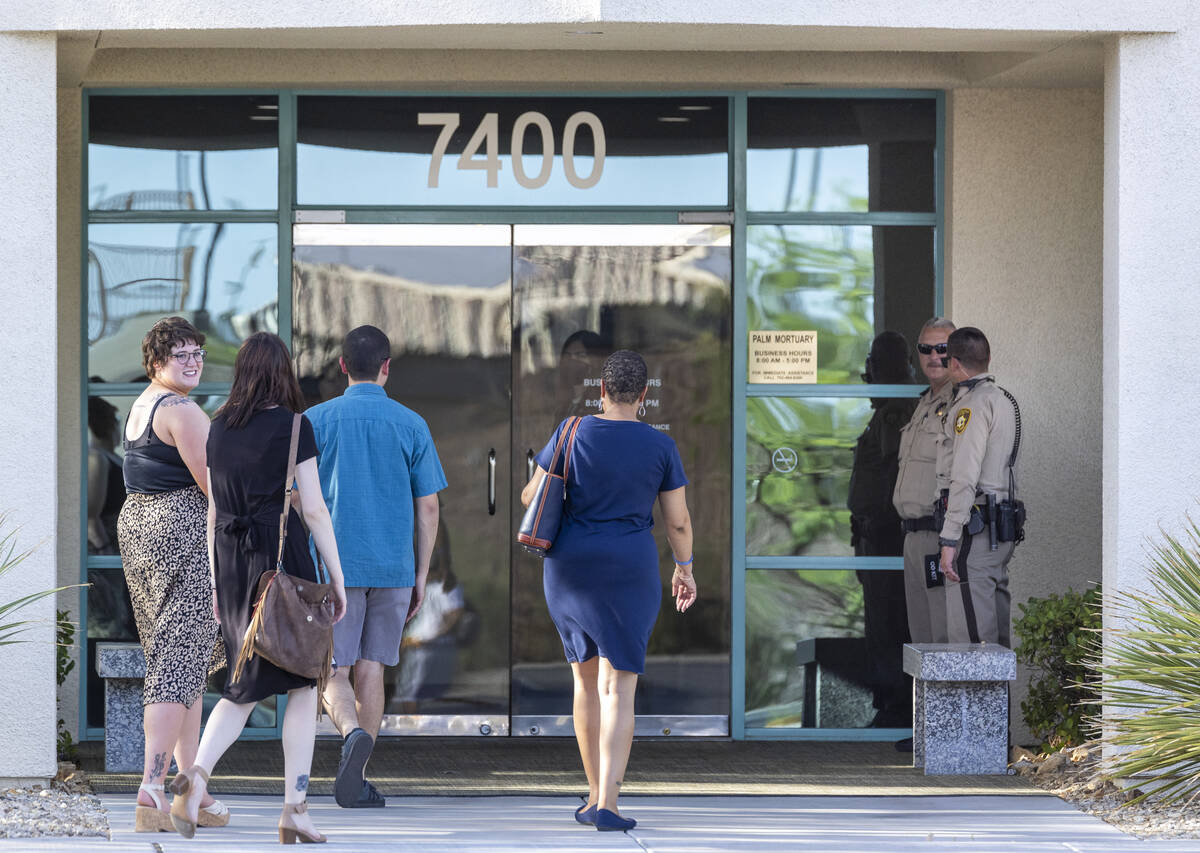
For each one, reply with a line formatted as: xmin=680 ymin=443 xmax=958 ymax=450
xmin=1095 ymin=518 xmax=1200 ymax=803
xmin=1013 ymin=585 xmax=1101 ymax=751
xmin=56 ymin=610 xmax=77 ymax=762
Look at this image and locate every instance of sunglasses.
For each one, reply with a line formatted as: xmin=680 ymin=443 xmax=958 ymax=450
xmin=916 ymin=343 xmax=948 ymax=355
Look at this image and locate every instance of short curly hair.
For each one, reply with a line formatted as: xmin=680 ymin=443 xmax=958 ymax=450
xmin=601 ymin=350 xmax=648 ymax=404
xmin=141 ymin=316 xmax=205 ymax=379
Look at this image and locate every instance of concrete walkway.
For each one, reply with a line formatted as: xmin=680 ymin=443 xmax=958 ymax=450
xmin=11 ymin=794 xmax=1200 ymax=852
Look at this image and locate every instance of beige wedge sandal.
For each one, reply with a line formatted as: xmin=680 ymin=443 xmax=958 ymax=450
xmin=133 ymin=784 xmax=173 ymax=833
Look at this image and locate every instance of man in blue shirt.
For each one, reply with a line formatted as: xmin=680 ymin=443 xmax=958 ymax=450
xmin=307 ymin=325 xmax=446 ymax=808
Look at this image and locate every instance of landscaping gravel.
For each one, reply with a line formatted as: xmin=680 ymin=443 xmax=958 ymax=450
xmin=1014 ymin=742 xmax=1200 ymax=840
xmin=0 ymin=763 xmax=109 ymax=840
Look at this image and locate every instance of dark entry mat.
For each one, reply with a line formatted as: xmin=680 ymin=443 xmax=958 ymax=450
xmin=78 ymin=738 xmax=1037 ymax=797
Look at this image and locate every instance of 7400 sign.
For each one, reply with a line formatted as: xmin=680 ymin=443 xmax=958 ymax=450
xmin=417 ymin=111 xmax=606 ymax=190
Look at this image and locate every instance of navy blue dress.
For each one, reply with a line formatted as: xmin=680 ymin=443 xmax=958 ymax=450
xmin=536 ymin=415 xmax=688 ymax=674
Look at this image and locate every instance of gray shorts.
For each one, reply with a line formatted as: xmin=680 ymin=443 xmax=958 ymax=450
xmin=332 ymin=586 xmax=414 ymax=669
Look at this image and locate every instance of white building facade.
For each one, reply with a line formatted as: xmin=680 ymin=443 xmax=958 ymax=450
xmin=0 ymin=1 xmax=1189 ymax=781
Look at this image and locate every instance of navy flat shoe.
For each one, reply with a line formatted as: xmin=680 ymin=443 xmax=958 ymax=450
xmin=595 ymin=808 xmax=636 ymax=832
xmin=574 ymin=804 xmax=597 ymax=825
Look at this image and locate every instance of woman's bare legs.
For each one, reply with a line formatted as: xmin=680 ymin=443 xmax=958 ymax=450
xmin=280 ymin=686 xmax=321 ymax=838
xmin=138 ymin=703 xmax=185 ymax=809
xmin=596 ymin=657 xmax=638 ymax=815
xmin=172 ymin=697 xmax=254 ymax=823
xmin=570 ymin=658 xmax=601 ymax=808
xmin=173 ymin=698 xmax=217 ymax=808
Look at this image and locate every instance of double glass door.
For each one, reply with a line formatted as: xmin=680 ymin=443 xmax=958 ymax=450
xmin=293 ymin=223 xmax=731 ymax=736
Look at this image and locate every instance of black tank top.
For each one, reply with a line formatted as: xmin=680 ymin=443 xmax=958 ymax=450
xmin=122 ymin=395 xmax=197 ymax=494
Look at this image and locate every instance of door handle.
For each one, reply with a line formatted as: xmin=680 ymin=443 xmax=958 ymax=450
xmin=526 ymin=449 xmax=535 ymax=481
xmin=488 ymin=449 xmax=496 ymax=516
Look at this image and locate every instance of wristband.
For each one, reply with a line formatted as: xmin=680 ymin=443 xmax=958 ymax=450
xmin=673 ymin=555 xmax=694 ymax=567
xmin=938 ymin=537 xmax=958 ymax=548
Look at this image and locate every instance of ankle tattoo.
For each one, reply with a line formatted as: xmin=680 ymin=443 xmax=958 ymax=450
xmin=149 ymin=751 xmax=167 ymax=781
xmin=295 ymin=774 xmax=309 ymax=793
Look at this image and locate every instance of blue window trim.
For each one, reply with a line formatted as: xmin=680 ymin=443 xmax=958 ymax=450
xmin=80 ymin=87 xmax=944 ymax=743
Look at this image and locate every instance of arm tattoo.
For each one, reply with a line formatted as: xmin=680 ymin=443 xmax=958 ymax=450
xmin=160 ymin=395 xmax=195 ymax=408
xmin=295 ymin=774 xmax=309 ymax=793
xmin=149 ymin=751 xmax=167 ymax=781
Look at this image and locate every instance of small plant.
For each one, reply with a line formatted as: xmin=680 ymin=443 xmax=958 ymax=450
xmin=1094 ymin=518 xmax=1200 ymax=803
xmin=56 ymin=610 xmax=78 ymax=762
xmin=1013 ymin=585 xmax=1101 ymax=752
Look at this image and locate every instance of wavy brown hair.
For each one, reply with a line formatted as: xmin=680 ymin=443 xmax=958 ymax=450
xmin=141 ymin=316 xmax=205 ymax=379
xmin=216 ymin=332 xmax=304 ymax=429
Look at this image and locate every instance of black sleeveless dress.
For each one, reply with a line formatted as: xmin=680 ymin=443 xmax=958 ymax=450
xmin=206 ymin=407 xmax=321 ymax=703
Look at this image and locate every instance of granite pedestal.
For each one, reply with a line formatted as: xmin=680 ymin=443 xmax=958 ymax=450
xmin=795 ymin=637 xmax=874 ymax=728
xmin=902 ymin=643 xmax=1015 ymax=775
xmin=95 ymin=642 xmax=146 ymax=773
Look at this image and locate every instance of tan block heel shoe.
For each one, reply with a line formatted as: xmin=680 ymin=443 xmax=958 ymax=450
xmin=167 ymin=765 xmax=210 ymax=839
xmin=278 ymin=801 xmax=326 ymax=844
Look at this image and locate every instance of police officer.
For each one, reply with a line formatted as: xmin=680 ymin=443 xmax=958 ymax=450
xmin=892 ymin=317 xmax=956 ymax=646
xmin=935 ymin=327 xmax=1022 ymax=647
xmin=847 ymin=331 xmax=917 ymax=728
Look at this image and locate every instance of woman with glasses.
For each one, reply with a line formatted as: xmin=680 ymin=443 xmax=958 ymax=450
xmin=116 ymin=316 xmax=228 ymax=833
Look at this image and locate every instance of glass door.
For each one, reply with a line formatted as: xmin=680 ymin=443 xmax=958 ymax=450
xmin=293 ymin=223 xmax=514 ymax=736
xmin=510 ymin=224 xmax=732 ymax=736
xmin=292 ymin=222 xmax=732 ymax=737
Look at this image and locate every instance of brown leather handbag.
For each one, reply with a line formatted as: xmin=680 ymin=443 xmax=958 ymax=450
xmin=232 ymin=414 xmax=335 ymax=696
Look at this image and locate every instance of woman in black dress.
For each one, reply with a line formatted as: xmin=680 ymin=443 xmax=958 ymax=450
xmin=168 ymin=332 xmax=347 ymax=844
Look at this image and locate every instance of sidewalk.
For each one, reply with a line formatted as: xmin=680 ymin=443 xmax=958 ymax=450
xmin=13 ymin=793 xmax=1200 ymax=852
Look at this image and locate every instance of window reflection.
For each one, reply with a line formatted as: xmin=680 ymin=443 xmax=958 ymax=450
xmin=87 ymin=223 xmax=278 ymax=383
xmin=747 ymin=98 xmax=935 ymax=213
xmin=747 ymin=225 xmax=934 ymax=383
xmin=746 ymin=397 xmax=873 ymax=556
xmin=88 ymin=95 xmax=279 ymax=211
xmin=746 ymin=569 xmax=880 ymax=729
xmin=297 ymin=96 xmax=728 ymax=207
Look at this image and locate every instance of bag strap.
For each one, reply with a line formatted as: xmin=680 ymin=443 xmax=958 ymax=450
xmin=276 ymin=413 xmax=302 ymax=575
xmin=545 ymin=416 xmax=579 ymax=480
xmin=560 ymin=417 xmax=583 ymax=486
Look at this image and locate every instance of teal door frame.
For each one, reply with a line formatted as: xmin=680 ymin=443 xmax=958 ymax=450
xmin=80 ymin=87 xmax=944 ymax=741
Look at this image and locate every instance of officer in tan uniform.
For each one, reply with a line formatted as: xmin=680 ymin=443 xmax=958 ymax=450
xmin=935 ymin=327 xmax=1024 ymax=646
xmin=892 ymin=317 xmax=956 ymax=645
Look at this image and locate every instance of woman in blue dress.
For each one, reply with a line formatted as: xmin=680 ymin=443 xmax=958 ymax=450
xmin=521 ymin=350 xmax=697 ymax=832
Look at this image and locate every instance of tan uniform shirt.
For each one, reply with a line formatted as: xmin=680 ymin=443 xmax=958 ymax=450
xmin=934 ymin=374 xmax=1019 ymax=541
xmin=892 ymin=382 xmax=955 ymax=520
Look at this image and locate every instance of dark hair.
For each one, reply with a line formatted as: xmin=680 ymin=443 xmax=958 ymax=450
xmin=216 ymin=332 xmax=305 ymax=428
xmin=141 ymin=316 xmax=205 ymax=380
xmin=865 ymin=330 xmax=913 ymax=384
xmin=601 ymin=350 xmax=648 ymax=404
xmin=947 ymin=326 xmax=991 ymax=373
xmin=342 ymin=325 xmax=391 ymax=381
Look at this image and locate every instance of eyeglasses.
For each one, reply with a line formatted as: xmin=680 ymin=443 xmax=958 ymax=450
xmin=916 ymin=342 xmax=948 ymax=355
xmin=170 ymin=349 xmax=207 ymax=365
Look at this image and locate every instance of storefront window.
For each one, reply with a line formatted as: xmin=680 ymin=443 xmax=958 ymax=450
xmin=746 ymin=225 xmax=934 ymax=384
xmin=297 ymin=96 xmax=728 ymax=207
xmin=87 ymin=223 xmax=279 ymax=383
xmin=88 ymin=95 xmax=279 ymax=211
xmin=747 ymin=97 xmax=935 ymax=213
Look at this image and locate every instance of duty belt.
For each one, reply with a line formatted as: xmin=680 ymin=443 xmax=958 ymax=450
xmin=901 ymin=516 xmax=938 ymax=533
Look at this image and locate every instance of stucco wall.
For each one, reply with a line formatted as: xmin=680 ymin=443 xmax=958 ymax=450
xmin=947 ymin=87 xmax=1104 ymax=739
xmin=0 ymin=32 xmax=60 ymax=784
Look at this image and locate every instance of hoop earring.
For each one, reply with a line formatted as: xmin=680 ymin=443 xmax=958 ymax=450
xmin=638 ymin=402 xmax=646 ymax=418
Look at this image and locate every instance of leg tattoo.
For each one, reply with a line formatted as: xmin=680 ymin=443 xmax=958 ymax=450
xmin=149 ymin=751 xmax=167 ymax=781
xmin=295 ymin=774 xmax=309 ymax=793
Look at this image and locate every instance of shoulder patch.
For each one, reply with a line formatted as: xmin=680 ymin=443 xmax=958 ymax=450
xmin=954 ymin=408 xmax=971 ymax=434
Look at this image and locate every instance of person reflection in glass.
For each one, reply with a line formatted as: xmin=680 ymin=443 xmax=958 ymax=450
xmin=556 ymin=330 xmax=610 ymax=421
xmin=87 ymin=389 xmax=126 ymax=555
xmin=847 ymin=331 xmax=917 ymax=729
xmin=392 ymin=522 xmax=465 ymax=714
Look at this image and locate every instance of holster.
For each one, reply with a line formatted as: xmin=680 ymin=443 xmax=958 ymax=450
xmin=995 ymin=499 xmax=1027 ymax=544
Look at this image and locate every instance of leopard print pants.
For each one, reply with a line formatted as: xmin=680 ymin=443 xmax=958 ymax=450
xmin=117 ymin=486 xmax=223 ymax=707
